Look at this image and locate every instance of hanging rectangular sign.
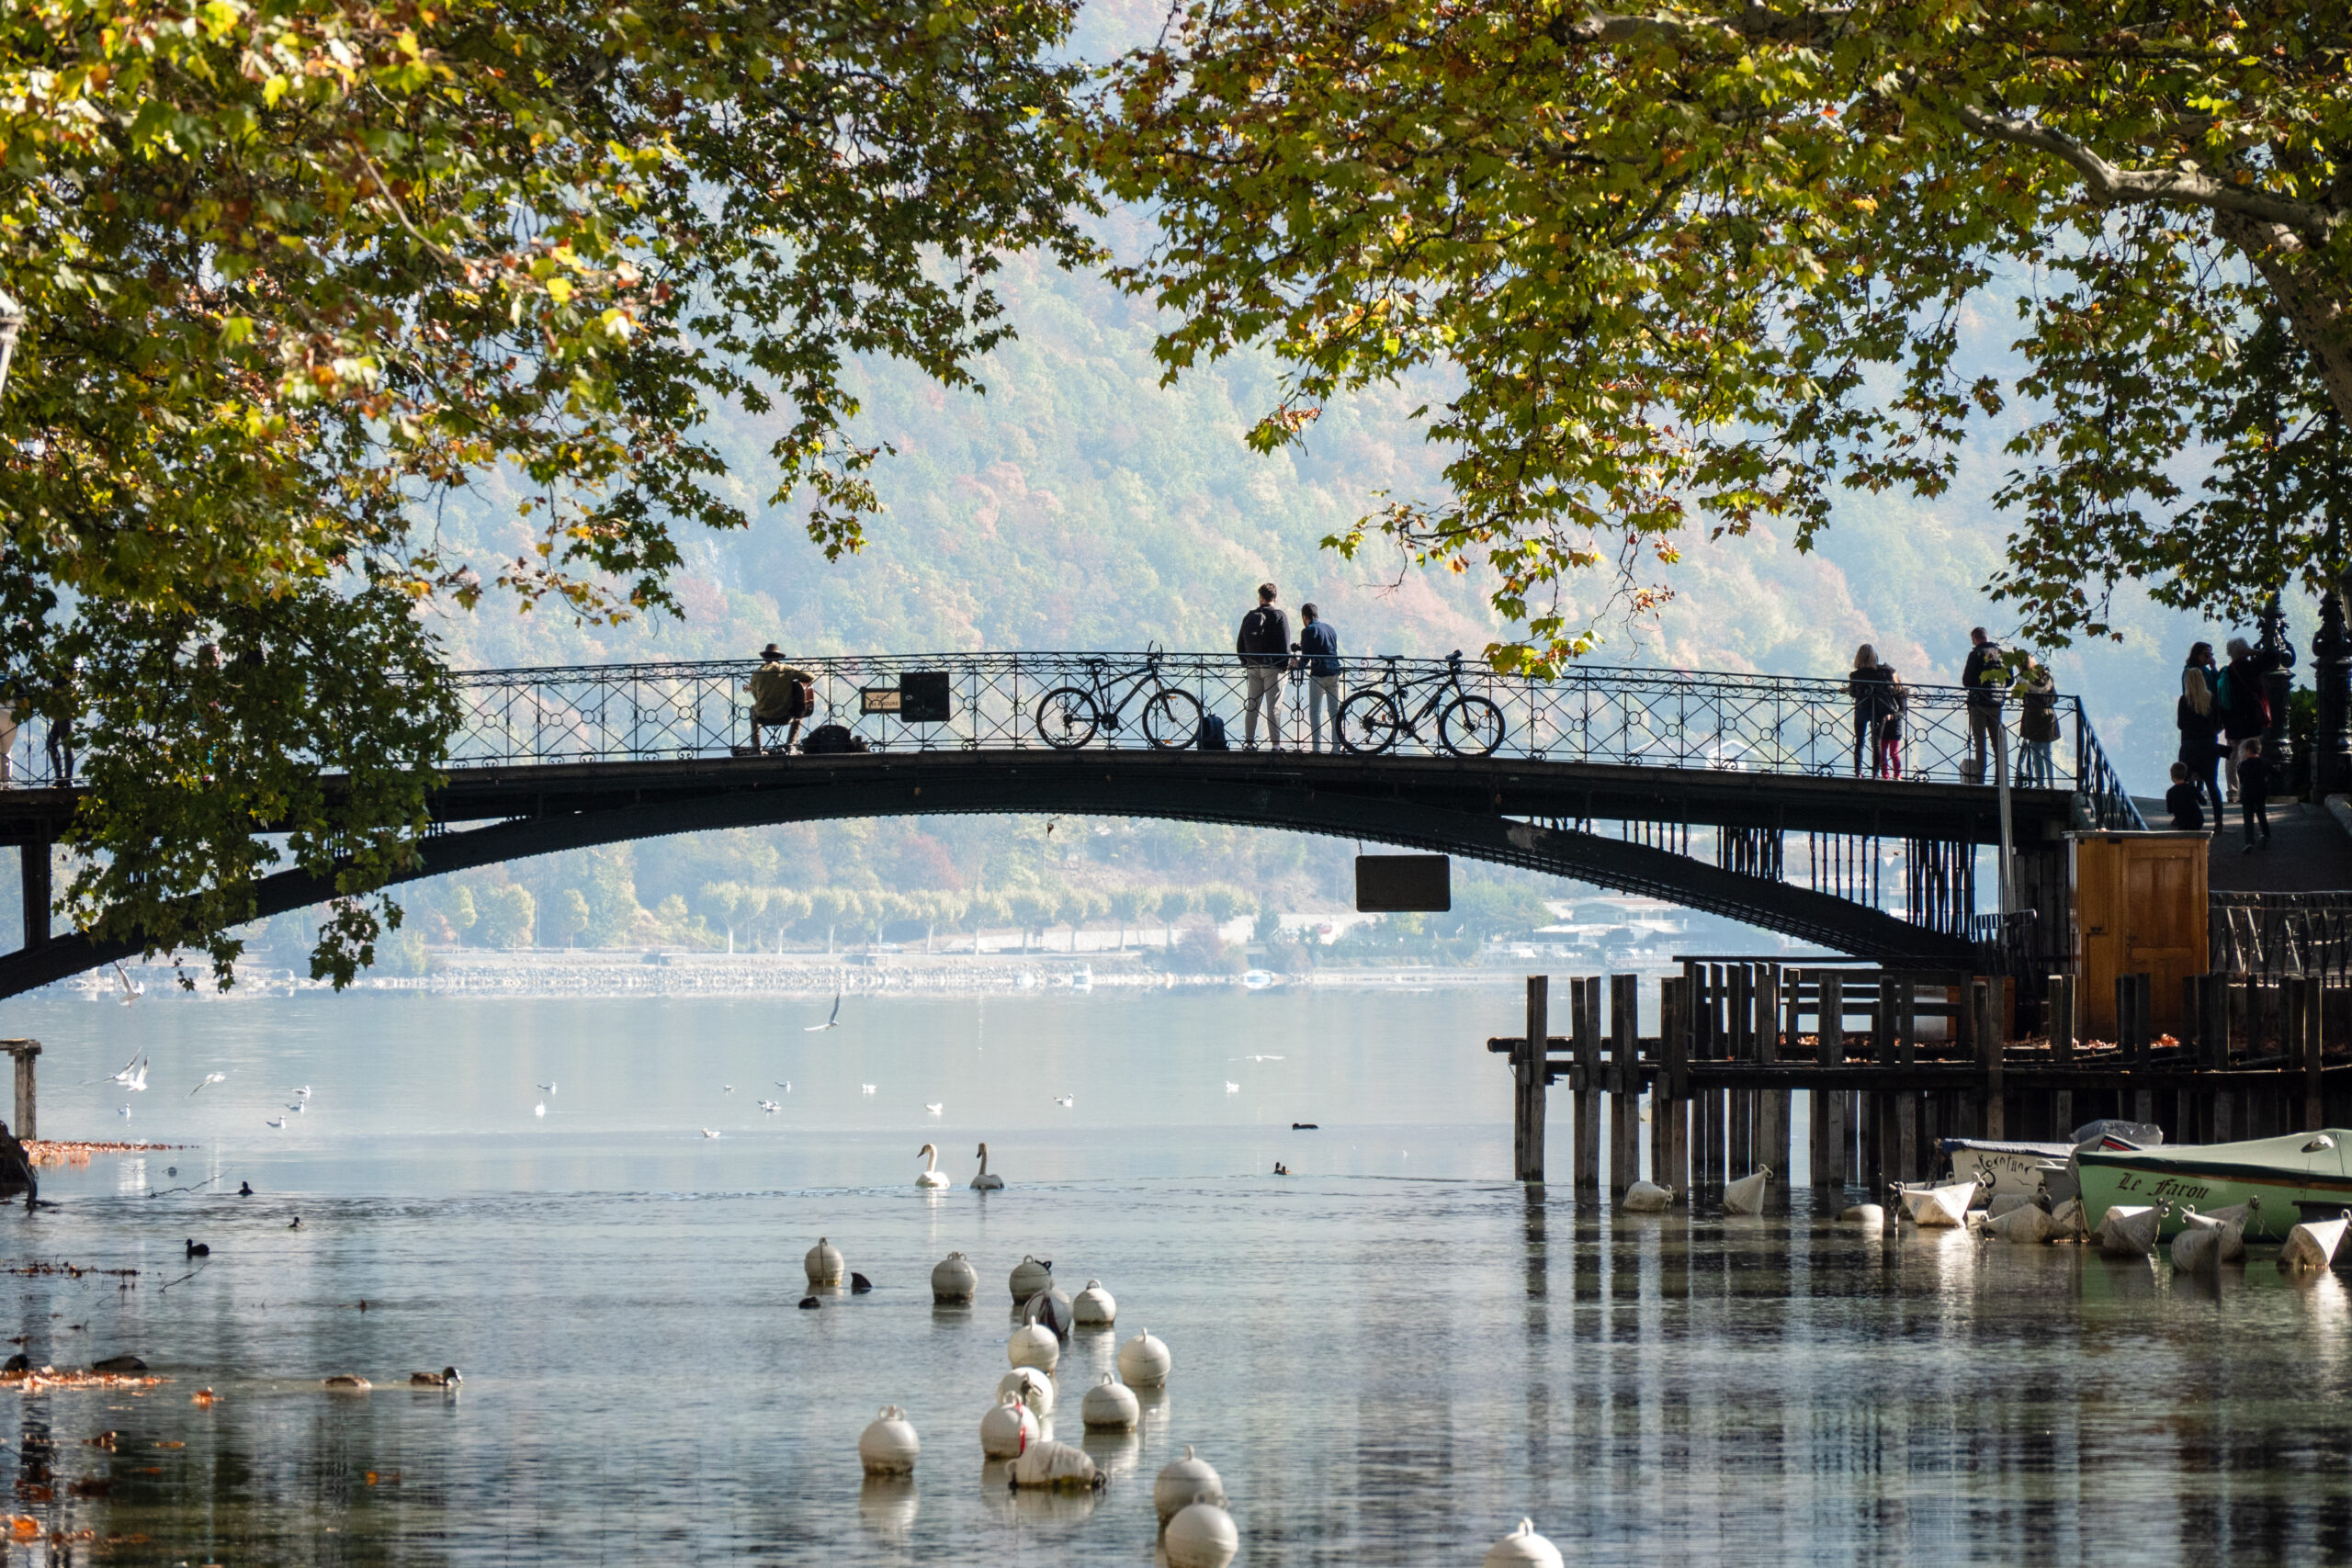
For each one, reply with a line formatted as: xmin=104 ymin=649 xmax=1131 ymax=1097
xmin=1356 ymin=855 xmax=1451 ymax=912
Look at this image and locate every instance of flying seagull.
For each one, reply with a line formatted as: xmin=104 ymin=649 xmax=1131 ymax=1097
xmin=189 ymin=1073 xmax=227 ymax=1097
xmin=804 ymin=992 xmax=842 ymax=1032
xmin=111 ymin=962 xmax=143 ymax=1005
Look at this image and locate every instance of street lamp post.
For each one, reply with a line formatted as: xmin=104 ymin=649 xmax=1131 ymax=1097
xmin=2315 ymin=579 xmax=2352 ymax=800
xmin=2257 ymin=593 xmax=2299 ymax=790
xmin=0 ymin=291 xmax=24 ymax=397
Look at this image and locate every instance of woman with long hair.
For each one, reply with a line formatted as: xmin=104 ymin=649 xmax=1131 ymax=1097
xmin=1848 ymin=644 xmax=1902 ymax=778
xmin=2179 ymin=641 xmax=2222 ymax=808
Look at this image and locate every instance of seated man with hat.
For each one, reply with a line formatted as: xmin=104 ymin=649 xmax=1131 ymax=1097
xmin=746 ymin=644 xmax=814 ymax=754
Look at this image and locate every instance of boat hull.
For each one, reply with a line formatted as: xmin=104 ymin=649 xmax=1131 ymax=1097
xmin=2075 ymin=1131 xmax=2352 ymax=1242
xmin=1939 ymin=1138 xmax=2074 ymax=1199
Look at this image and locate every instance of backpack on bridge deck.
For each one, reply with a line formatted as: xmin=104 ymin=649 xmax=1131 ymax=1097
xmin=801 ymin=723 xmax=868 ymax=755
xmin=1194 ymin=713 xmax=1229 ymax=752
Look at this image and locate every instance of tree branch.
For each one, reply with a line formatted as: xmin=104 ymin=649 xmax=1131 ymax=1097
xmin=1956 ymin=103 xmax=2344 ymax=238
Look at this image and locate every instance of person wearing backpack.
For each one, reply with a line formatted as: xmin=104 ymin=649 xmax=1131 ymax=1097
xmin=1235 ymin=582 xmax=1291 ymax=750
xmin=1295 ymin=603 xmax=1342 ymax=752
xmin=2218 ymin=635 xmax=2282 ymax=801
xmin=1960 ymin=626 xmax=2007 ymax=784
xmin=746 ymin=643 xmax=814 ymax=754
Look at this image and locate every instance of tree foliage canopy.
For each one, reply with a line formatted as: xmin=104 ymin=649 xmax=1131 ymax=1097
xmin=1091 ymin=1 xmax=2352 ymax=669
xmin=0 ymin=0 xmax=1092 ymax=982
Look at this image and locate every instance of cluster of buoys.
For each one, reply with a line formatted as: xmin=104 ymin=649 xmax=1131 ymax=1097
xmin=842 ymin=1245 xmax=1238 ymax=1562
xmin=1900 ymin=1181 xmax=2352 ymax=1277
xmin=1618 ymin=1167 xmax=1776 ymax=1217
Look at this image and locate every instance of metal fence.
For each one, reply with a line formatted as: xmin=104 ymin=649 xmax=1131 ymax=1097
xmin=2211 ymin=893 xmax=2352 ymax=983
xmin=430 ymin=650 xmax=2143 ymax=816
xmin=0 ymin=650 xmax=2147 ymax=827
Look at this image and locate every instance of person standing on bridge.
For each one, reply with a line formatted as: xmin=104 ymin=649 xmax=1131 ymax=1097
xmin=1236 ymin=582 xmax=1291 ymax=750
xmin=1962 ymin=626 xmax=2007 ymax=784
xmin=1294 ymin=603 xmax=1342 ymax=752
xmin=2178 ymin=641 xmax=2223 ymax=812
xmin=1846 ymin=645 xmax=1898 ymax=777
xmin=2016 ymin=659 xmax=2058 ymax=786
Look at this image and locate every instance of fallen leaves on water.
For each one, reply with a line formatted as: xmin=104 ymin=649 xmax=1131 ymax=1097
xmin=14 ymin=1484 xmax=51 ymax=1503
xmin=365 ymin=1470 xmax=401 ymax=1485
xmin=191 ymin=1389 xmax=216 ymax=1407
xmin=153 ymin=1440 xmax=184 ymax=1450
xmin=65 ymin=1476 xmax=110 ymax=1498
xmin=22 ymin=1141 xmax=182 ymax=1168
xmin=1 ymin=1515 xmax=34 ymax=1539
xmin=0 ymin=1369 xmax=165 ymax=1393
xmin=80 ymin=1432 xmax=114 ymax=1451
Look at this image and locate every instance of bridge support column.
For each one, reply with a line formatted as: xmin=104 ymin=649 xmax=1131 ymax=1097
xmin=4 ymin=1041 xmax=37 ymax=1141
xmin=1513 ymin=976 xmax=1547 ymax=1183
xmin=1572 ymin=978 xmax=1601 ymax=1192
xmin=2048 ymin=974 xmax=2075 ymax=1145
xmin=1609 ymin=975 xmax=1639 ymax=1192
xmin=18 ymin=841 xmax=46 ymax=953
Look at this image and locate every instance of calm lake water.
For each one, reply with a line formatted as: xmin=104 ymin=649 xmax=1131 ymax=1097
xmin=0 ymin=986 xmax=2346 ymax=1565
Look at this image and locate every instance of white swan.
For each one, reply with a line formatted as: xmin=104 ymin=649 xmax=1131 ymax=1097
xmin=972 ymin=1142 xmax=1005 ymax=1190
xmin=916 ymin=1143 xmax=951 ymax=1189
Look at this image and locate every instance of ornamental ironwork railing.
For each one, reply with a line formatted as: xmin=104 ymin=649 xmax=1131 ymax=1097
xmin=414 ymin=649 xmax=2143 ymax=819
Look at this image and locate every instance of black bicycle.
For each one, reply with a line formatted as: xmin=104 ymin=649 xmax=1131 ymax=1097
xmin=1338 ymin=651 xmax=1507 ymax=757
xmin=1033 ymin=649 xmax=1204 ymax=750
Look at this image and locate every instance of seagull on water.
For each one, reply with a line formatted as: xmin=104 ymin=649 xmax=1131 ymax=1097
xmin=861 ymin=1084 xmax=876 ymax=1096
xmin=537 ymin=1081 xmax=557 ymax=1095
xmin=723 ymin=1084 xmax=735 ymax=1094
xmin=189 ymin=1073 xmax=227 ymax=1097
xmin=700 ymin=1128 xmax=721 ymax=1139
xmin=804 ymin=992 xmax=843 ymax=1032
xmin=924 ymin=1102 xmax=944 ymax=1116
xmin=774 ymin=1081 xmax=793 ymax=1092
xmin=291 ymin=1086 xmax=311 ymax=1100
xmin=117 ymin=1105 xmax=130 ymax=1119
xmin=287 ymin=1102 xmax=305 ymax=1113
xmin=266 ymin=1117 xmax=286 ymax=1129
xmin=1226 ymin=1081 xmax=1240 ymax=1094
xmin=757 ymin=1100 xmax=781 ymax=1113
xmin=533 ymin=1102 xmax=546 ymax=1118
xmin=1053 ymin=1095 xmax=1073 ymax=1109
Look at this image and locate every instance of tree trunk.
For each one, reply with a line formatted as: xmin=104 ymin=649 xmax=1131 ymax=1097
xmin=2218 ymin=210 xmax=2352 ymax=426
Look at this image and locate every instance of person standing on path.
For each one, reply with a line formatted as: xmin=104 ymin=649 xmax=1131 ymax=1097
xmin=1961 ymin=626 xmax=2007 ymax=784
xmin=1294 ymin=603 xmax=1341 ymax=752
xmin=2165 ymin=761 xmax=2205 ymax=832
xmin=2219 ymin=635 xmax=2282 ymax=800
xmin=2239 ymin=737 xmax=2273 ymax=852
xmin=2178 ymin=641 xmax=2223 ymax=810
xmin=2016 ymin=659 xmax=2059 ymax=786
xmin=1236 ymin=582 xmax=1291 ymax=750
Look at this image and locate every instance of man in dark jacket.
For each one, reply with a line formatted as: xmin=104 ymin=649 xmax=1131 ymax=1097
xmin=2219 ymin=635 xmax=2282 ymax=801
xmin=1961 ymin=626 xmax=2007 ymax=784
xmin=1295 ymin=603 xmax=1341 ymax=751
xmin=2239 ymin=737 xmax=2273 ymax=851
xmin=1236 ymin=582 xmax=1290 ymax=750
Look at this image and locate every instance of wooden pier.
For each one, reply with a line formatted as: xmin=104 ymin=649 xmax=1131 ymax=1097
xmin=1488 ymin=960 xmax=2348 ymax=1197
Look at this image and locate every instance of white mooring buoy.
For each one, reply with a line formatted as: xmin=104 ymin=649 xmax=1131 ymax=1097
xmin=1164 ymin=1501 xmax=1239 ymax=1568
xmin=1154 ymin=1445 xmax=1226 ymax=1523
xmin=932 ymin=1250 xmax=978 ymax=1304
xmin=857 ymin=1405 xmax=920 ymax=1475
xmin=1483 ymin=1517 xmax=1565 ymax=1567
xmin=1117 ymin=1328 xmax=1170 ymax=1389
xmin=805 ymin=1236 xmax=845 ymax=1287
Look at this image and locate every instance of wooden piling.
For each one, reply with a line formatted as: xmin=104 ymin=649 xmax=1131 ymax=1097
xmin=1814 ymin=973 xmax=1845 ymax=1189
xmin=1656 ymin=976 xmax=1689 ymax=1192
xmin=1574 ymin=977 xmax=1602 ymax=1190
xmin=1515 ymin=976 xmax=1548 ymax=1182
xmin=2304 ymin=975 xmax=2326 ymax=1132
xmin=2048 ymin=973 xmax=2075 ymax=1141
xmin=1609 ymin=974 xmax=1639 ymax=1191
xmin=1757 ymin=964 xmax=1790 ymax=1194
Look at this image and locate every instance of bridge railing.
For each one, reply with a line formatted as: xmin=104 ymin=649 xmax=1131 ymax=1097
xmin=419 ymin=651 xmax=2143 ymax=814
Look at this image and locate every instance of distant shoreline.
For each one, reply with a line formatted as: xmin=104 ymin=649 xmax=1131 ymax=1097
xmin=60 ymin=950 xmax=1577 ymax=1003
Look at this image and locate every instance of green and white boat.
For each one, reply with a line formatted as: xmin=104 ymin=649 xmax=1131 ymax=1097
xmin=2076 ymin=1130 xmax=2352 ymax=1243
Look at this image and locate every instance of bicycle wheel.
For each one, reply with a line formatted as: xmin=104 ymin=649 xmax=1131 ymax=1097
xmin=1034 ymin=687 xmax=1101 ymax=750
xmin=1441 ymin=694 xmax=1507 ymax=757
xmin=1338 ymin=690 xmax=1404 ymax=755
xmin=1141 ymin=687 xmax=1204 ymax=750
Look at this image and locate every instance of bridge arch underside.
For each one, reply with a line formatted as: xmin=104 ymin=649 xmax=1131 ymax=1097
xmin=0 ymin=750 xmax=2016 ymax=997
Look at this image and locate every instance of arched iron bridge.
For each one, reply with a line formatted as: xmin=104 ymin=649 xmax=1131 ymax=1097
xmin=0 ymin=650 xmax=2143 ymax=995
